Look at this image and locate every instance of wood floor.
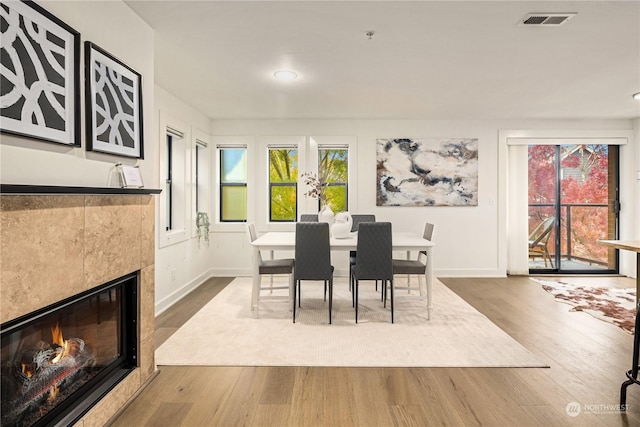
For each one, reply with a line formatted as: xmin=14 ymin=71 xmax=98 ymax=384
xmin=110 ymin=275 xmax=640 ymax=426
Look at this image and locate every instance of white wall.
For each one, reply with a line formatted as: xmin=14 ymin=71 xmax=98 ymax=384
xmin=0 ymin=1 xmax=156 ymax=188
xmin=210 ymin=118 xmax=637 ymax=278
xmin=1 ymin=1 xmax=637 ymax=315
xmin=153 ymin=86 xmax=215 ymax=314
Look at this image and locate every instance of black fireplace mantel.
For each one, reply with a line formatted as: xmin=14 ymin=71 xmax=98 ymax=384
xmin=1 ymin=184 xmax=161 ymax=195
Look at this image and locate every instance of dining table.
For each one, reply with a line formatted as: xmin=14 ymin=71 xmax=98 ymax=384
xmin=250 ymin=231 xmax=435 ymax=319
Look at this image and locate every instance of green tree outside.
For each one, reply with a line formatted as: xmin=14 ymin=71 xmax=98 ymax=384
xmin=319 ymin=148 xmax=348 ymax=212
xmin=269 ymin=149 xmax=298 ymax=221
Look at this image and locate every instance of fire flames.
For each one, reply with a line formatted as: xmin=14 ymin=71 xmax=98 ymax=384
xmin=47 ymin=385 xmax=59 ymax=402
xmin=21 ymin=363 xmax=33 ymax=378
xmin=50 ymin=323 xmax=69 ymax=364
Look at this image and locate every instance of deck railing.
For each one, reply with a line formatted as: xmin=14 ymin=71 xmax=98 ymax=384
xmin=529 ymin=202 xmax=610 ymax=267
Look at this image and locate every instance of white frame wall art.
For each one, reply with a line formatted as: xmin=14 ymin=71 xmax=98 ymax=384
xmin=376 ymin=138 xmax=479 ymax=206
xmin=0 ymin=0 xmax=81 ymax=146
xmin=85 ymin=41 xmax=143 ymax=158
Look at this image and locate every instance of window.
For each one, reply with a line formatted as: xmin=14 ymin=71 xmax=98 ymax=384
xmin=164 ymin=127 xmax=185 ymax=232
xmin=159 ymin=112 xmax=188 ymax=248
xmin=192 ymin=129 xmax=211 ymax=241
xmin=269 ymin=147 xmax=298 ymax=222
xmin=195 ymin=142 xmax=203 ymax=212
xmin=166 ymin=134 xmax=174 ymax=230
xmin=318 ymin=146 xmax=348 ymax=212
xmin=193 ymin=133 xmax=210 ymax=216
xmin=219 ymin=146 xmax=247 ymax=222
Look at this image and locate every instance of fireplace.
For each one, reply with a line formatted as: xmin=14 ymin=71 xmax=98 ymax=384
xmin=1 ymin=188 xmax=158 ymax=425
xmin=1 ymin=272 xmax=138 ymax=427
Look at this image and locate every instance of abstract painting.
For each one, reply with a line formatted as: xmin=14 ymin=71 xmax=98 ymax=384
xmin=0 ymin=0 xmax=80 ymax=145
xmin=377 ymin=138 xmax=478 ymax=206
xmin=85 ymin=41 xmax=143 ymax=158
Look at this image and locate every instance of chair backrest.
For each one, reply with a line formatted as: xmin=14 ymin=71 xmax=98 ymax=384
xmin=295 ymin=222 xmax=332 ymax=280
xmin=529 ymin=217 xmax=555 ymax=246
xmin=351 ymin=214 xmax=375 ymax=232
xmin=245 ymin=222 xmax=263 ymax=262
xmin=418 ymin=222 xmax=435 ymax=256
xmin=354 ymin=222 xmax=393 ymax=280
xmin=299 ymin=214 xmax=319 ymax=222
xmin=423 ymin=222 xmax=435 ymax=241
xmin=246 ymin=221 xmax=257 ymax=243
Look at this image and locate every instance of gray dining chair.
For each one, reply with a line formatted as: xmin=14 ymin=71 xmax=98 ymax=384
xmin=294 ymin=222 xmax=334 ymax=324
xmin=392 ymin=222 xmax=434 ymax=294
xmin=348 ymin=214 xmax=376 ymax=289
xmin=245 ymin=222 xmax=295 ymax=304
xmin=351 ymin=222 xmax=394 ymax=323
xmin=299 ymin=214 xmax=318 ymax=222
xmin=350 ymin=214 xmax=376 ymax=232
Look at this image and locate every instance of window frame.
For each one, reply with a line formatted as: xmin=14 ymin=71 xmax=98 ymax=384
xmin=307 ymin=136 xmax=357 ymax=215
xmin=268 ymin=146 xmax=299 ymax=223
xmin=212 ymin=136 xmax=255 ymax=233
xmin=159 ymin=112 xmax=189 ymax=248
xmin=219 ymin=145 xmax=248 ymax=223
xmin=317 ymin=146 xmax=349 ymax=212
xmin=191 ymin=128 xmax=211 ymax=239
xmin=258 ymin=136 xmax=306 ymax=231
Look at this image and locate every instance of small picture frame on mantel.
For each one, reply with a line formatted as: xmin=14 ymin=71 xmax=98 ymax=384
xmin=116 ymin=164 xmax=144 ymax=188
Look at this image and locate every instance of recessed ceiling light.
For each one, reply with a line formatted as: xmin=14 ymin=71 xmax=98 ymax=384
xmin=633 ymin=92 xmax=640 ymax=100
xmin=274 ymin=70 xmax=297 ymax=81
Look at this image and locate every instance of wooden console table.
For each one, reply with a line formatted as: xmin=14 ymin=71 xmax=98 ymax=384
xmin=597 ymin=240 xmax=640 ymax=410
xmin=598 ymin=240 xmax=640 ymax=302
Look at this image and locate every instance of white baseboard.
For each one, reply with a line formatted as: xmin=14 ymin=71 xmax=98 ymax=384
xmin=210 ymin=267 xmax=507 ymax=279
xmin=436 ymin=268 xmax=506 ymax=278
xmin=155 ymin=268 xmax=213 ymax=316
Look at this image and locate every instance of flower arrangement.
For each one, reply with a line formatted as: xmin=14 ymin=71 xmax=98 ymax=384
xmin=301 ymin=172 xmax=328 ymax=206
xmin=195 ymin=211 xmax=210 ymax=247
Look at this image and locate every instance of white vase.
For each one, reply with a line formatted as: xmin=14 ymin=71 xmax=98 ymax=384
xmin=331 ymin=212 xmax=353 ymax=239
xmin=318 ymin=204 xmax=335 ymax=227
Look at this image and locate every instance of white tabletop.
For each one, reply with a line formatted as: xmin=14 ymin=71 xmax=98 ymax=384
xmin=251 ymin=231 xmax=434 ymax=251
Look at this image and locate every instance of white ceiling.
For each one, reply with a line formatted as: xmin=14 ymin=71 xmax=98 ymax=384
xmin=125 ymin=0 xmax=640 ymax=120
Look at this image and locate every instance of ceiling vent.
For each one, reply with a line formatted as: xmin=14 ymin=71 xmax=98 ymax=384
xmin=520 ymin=13 xmax=577 ymax=26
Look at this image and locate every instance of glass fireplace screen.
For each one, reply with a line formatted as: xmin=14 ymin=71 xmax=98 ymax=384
xmin=1 ymin=273 xmax=137 ymax=427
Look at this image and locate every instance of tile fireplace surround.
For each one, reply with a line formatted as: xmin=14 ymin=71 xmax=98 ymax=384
xmin=1 ymin=186 xmax=158 ymax=426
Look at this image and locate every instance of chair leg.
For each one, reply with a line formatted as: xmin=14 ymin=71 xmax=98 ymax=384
xmin=329 ymin=278 xmax=333 ymax=324
xmin=390 ymin=279 xmax=394 ymax=324
xmin=324 ymin=280 xmax=327 ymax=301
xmin=289 ymin=271 xmax=295 ymax=307
xmin=383 ymin=280 xmax=387 ymax=307
xmin=351 ymin=271 xmax=355 ymax=307
xmin=382 ymin=280 xmax=386 ymax=303
xmin=621 ymin=378 xmax=635 ymax=410
xmin=355 ymin=280 xmax=359 ymax=323
xmin=293 ymin=280 xmax=297 ymax=323
xmin=546 ymin=249 xmax=555 ymax=269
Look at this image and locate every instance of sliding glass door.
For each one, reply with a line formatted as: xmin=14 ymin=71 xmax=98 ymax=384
xmin=528 ymin=144 xmax=619 ymax=273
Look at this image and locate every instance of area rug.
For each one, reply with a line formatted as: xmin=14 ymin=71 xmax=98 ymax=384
xmin=533 ymin=278 xmax=636 ymax=334
xmin=156 ymin=277 xmax=547 ymax=368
